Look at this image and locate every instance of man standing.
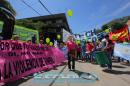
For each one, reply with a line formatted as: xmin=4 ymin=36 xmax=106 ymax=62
xmin=81 ymin=40 xmax=86 ymax=62
xmin=66 ymin=36 xmax=77 ymax=71
xmin=32 ymin=34 xmax=36 ymax=44
xmin=102 ymin=35 xmax=113 ymax=70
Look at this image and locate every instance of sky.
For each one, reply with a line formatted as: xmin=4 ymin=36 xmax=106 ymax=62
xmin=8 ymin=0 xmax=130 ymax=34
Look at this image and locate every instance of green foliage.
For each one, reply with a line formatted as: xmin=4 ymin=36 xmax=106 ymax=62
xmin=102 ymin=24 xmax=109 ymax=31
xmin=110 ymin=22 xmax=125 ymax=32
xmin=103 ymin=16 xmax=130 ymax=32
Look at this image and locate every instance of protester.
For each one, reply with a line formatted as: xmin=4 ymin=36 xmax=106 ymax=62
xmin=66 ymin=36 xmax=77 ymax=71
xmin=54 ymin=40 xmax=58 ymax=47
xmin=123 ymin=38 xmax=129 ymax=44
xmin=86 ymin=41 xmax=94 ymax=63
xmin=39 ymin=39 xmax=44 ymax=44
xmin=11 ymin=35 xmax=20 ymax=41
xmin=97 ymin=38 xmax=102 ymax=50
xmin=27 ymin=38 xmax=32 ymax=44
xmin=32 ymin=34 xmax=36 ymax=44
xmin=39 ymin=39 xmax=44 ymax=47
xmin=59 ymin=42 xmax=68 ymax=60
xmin=102 ymin=35 xmax=114 ymax=70
xmin=81 ymin=40 xmax=86 ymax=62
xmin=77 ymin=43 xmax=81 ymax=60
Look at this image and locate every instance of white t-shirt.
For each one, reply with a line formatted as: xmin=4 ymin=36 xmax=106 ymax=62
xmin=102 ymin=38 xmax=108 ymax=48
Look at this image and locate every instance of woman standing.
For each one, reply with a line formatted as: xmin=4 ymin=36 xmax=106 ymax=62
xmin=66 ymin=36 xmax=77 ymax=71
xmin=77 ymin=44 xmax=81 ymax=60
xmin=86 ymin=41 xmax=94 ymax=62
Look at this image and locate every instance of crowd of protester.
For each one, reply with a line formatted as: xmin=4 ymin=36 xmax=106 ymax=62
xmin=58 ymin=35 xmax=130 ymax=71
xmin=10 ymin=34 xmax=130 ymax=71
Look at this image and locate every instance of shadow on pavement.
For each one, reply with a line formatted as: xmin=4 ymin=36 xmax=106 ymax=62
xmin=48 ymin=65 xmax=67 ymax=86
xmin=120 ymin=63 xmax=130 ymax=66
xmin=103 ymin=69 xmax=130 ymax=75
xmin=73 ymin=70 xmax=87 ymax=76
xmin=73 ymin=70 xmax=99 ymax=80
xmin=112 ymin=65 xmax=126 ymax=68
xmin=3 ymin=66 xmax=60 ymax=86
xmin=112 ymin=60 xmax=120 ymax=63
xmin=3 ymin=74 xmax=34 ymax=86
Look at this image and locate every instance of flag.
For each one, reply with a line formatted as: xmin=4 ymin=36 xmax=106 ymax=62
xmin=109 ymin=25 xmax=129 ymax=41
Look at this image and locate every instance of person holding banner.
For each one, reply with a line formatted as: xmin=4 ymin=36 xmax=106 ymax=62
xmin=102 ymin=35 xmax=114 ymax=70
xmin=39 ymin=39 xmax=44 ymax=47
xmin=66 ymin=36 xmax=77 ymax=71
xmin=39 ymin=39 xmax=44 ymax=44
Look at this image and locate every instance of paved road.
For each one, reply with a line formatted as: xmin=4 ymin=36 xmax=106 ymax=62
xmin=4 ymin=61 xmax=130 ymax=86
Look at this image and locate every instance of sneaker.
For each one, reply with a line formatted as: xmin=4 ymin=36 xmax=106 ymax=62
xmin=107 ymin=68 xmax=112 ymax=71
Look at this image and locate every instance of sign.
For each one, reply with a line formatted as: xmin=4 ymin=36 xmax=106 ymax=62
xmin=0 ymin=40 xmax=66 ymax=83
xmin=114 ymin=43 xmax=130 ymax=60
xmin=0 ymin=21 xmax=39 ymax=43
xmin=63 ymin=29 xmax=71 ymax=42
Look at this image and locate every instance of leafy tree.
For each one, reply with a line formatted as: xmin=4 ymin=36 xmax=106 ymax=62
xmin=101 ymin=24 xmax=109 ymax=31
xmin=111 ymin=22 xmax=125 ymax=32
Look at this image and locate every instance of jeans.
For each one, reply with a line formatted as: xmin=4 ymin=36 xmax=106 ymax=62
xmin=77 ymin=52 xmax=81 ymax=60
xmin=81 ymin=51 xmax=86 ymax=60
xmin=68 ymin=52 xmax=75 ymax=70
xmin=106 ymin=51 xmax=112 ymax=69
xmin=86 ymin=52 xmax=93 ymax=62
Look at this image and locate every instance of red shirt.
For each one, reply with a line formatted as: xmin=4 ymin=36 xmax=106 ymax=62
xmin=77 ymin=46 xmax=81 ymax=52
xmin=66 ymin=41 xmax=76 ymax=51
xmin=86 ymin=43 xmax=94 ymax=52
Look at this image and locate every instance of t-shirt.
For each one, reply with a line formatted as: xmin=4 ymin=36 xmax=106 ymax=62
xmin=86 ymin=43 xmax=94 ymax=52
xmin=66 ymin=41 xmax=76 ymax=51
xmin=101 ymin=38 xmax=108 ymax=48
xmin=105 ymin=40 xmax=113 ymax=51
xmin=77 ymin=46 xmax=81 ymax=52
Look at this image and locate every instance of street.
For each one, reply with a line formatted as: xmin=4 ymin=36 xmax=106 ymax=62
xmin=5 ymin=61 xmax=130 ymax=86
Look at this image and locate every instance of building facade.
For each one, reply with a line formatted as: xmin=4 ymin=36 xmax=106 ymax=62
xmin=17 ymin=13 xmax=72 ymax=43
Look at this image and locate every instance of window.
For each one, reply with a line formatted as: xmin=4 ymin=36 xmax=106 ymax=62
xmin=47 ymin=28 xmax=56 ymax=33
xmin=46 ymin=21 xmax=52 ymax=24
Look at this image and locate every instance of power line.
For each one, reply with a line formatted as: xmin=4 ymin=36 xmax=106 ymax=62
xmin=38 ymin=0 xmax=52 ymax=15
xmin=20 ymin=0 xmax=41 ymax=16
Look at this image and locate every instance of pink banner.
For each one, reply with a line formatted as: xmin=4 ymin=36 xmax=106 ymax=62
xmin=0 ymin=40 xmax=66 ymax=83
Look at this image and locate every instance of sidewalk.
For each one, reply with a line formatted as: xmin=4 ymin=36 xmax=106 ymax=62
xmin=5 ymin=61 xmax=130 ymax=86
